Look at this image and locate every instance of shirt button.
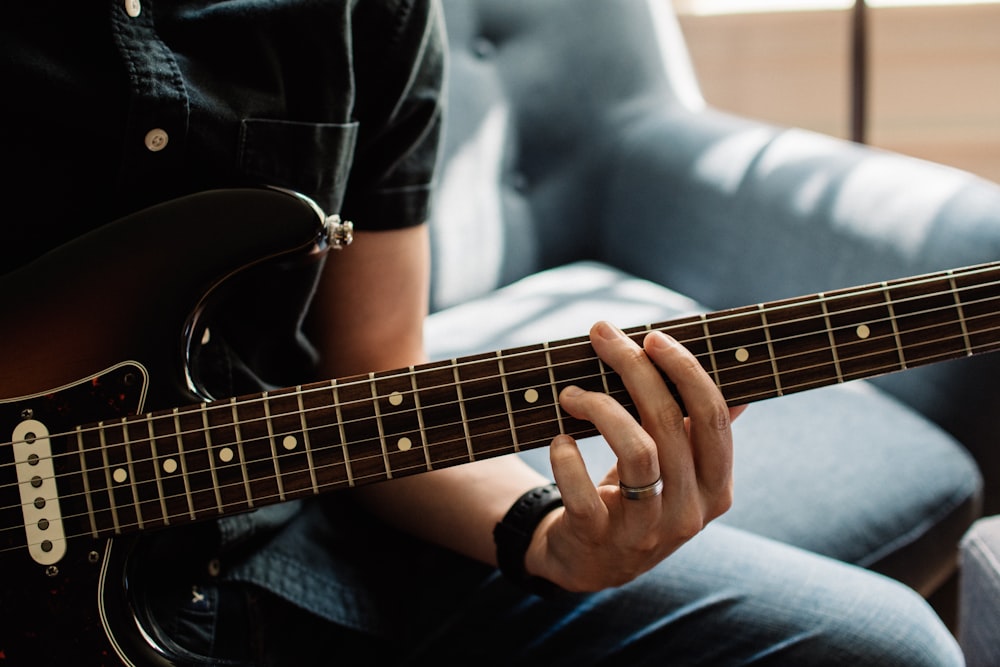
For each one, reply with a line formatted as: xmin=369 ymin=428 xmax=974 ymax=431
xmin=125 ymin=0 xmax=141 ymax=17
xmin=144 ymin=128 xmax=169 ymax=152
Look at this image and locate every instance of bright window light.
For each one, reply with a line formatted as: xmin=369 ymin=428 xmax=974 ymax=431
xmin=674 ymin=0 xmax=998 ymax=15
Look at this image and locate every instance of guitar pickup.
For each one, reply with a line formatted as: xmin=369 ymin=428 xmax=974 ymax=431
xmin=12 ymin=419 xmax=67 ymax=565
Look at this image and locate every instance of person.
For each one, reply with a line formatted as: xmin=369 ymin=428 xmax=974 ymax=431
xmin=1 ymin=0 xmax=968 ymax=665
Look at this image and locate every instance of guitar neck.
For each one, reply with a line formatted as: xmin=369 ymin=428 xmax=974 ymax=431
xmin=68 ymin=261 xmax=1000 ymax=539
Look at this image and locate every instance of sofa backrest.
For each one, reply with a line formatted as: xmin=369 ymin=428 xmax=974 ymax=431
xmin=429 ymin=0 xmax=704 ymax=312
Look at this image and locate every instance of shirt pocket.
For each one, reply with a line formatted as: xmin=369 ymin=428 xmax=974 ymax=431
xmin=239 ymin=118 xmax=359 ymax=216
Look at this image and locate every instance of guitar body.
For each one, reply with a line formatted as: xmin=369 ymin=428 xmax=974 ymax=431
xmin=0 ymin=188 xmax=331 ymax=666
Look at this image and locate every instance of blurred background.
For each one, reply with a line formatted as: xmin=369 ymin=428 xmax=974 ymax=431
xmin=671 ymin=0 xmax=1000 ymax=184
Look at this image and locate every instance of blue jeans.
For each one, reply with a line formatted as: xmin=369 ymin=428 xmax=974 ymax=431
xmin=155 ymin=520 xmax=962 ymax=666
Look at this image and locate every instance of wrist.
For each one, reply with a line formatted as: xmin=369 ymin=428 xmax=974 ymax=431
xmin=493 ymin=483 xmax=564 ymax=597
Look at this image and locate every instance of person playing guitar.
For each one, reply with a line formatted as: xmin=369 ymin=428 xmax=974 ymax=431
xmin=0 ymin=1 xmax=970 ymax=665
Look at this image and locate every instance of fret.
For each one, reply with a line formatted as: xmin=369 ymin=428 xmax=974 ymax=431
xmin=414 ymin=360 xmax=468 ymax=470
xmin=764 ymin=295 xmax=841 ymax=396
xmin=755 ymin=306 xmax=782 ymax=396
xmin=497 ymin=344 xmax=561 ymax=452
xmin=229 ymin=397 xmax=278 ymax=507
xmin=451 ymin=361 xmax=474 ymax=462
xmin=818 ymin=293 xmax=846 ymax=384
xmin=230 ymin=401 xmax=255 ymax=507
xmin=597 ymin=355 xmax=612 ymax=395
xmin=261 ymin=393 xmax=286 ymax=502
xmin=824 ymin=283 xmax=901 ymax=382
xmin=74 ymin=427 xmax=100 ymax=538
xmin=295 ymin=388 xmax=320 ymax=494
xmin=546 ymin=335 xmax=605 ymax=440
xmin=952 ymin=264 xmax=1000 ymax=353
xmin=144 ymin=416 xmax=171 ymax=525
xmin=882 ymin=282 xmax=908 ymax=370
xmin=695 ymin=314 xmax=722 ymax=387
xmin=409 ymin=367 xmax=431 ymax=471
xmin=97 ymin=423 xmax=126 ymax=534
xmin=171 ymin=411 xmax=197 ymax=521
xmin=119 ymin=418 xmax=146 ymax=530
xmin=265 ymin=386 xmax=317 ymax=498
xmin=495 ymin=352 xmax=520 ymax=452
xmin=702 ymin=306 xmax=780 ymax=405
xmin=171 ymin=403 xmax=222 ymax=519
xmin=336 ymin=374 xmax=388 ymax=486
xmin=455 ymin=352 xmax=516 ymax=461
xmin=368 ymin=374 xmax=392 ymax=479
xmin=886 ymin=273 xmax=969 ymax=367
xmin=658 ymin=315 xmax=713 ymax=374
xmin=372 ymin=370 xmax=428 ymax=479
xmin=948 ymin=272 xmax=974 ymax=356
xmin=333 ymin=380 xmax=354 ymax=487
xmin=123 ymin=414 xmax=169 ymax=528
xmin=298 ymin=380 xmax=350 ymax=491
xmin=203 ymin=401 xmax=251 ymax=513
xmin=543 ymin=343 xmax=565 ymax=437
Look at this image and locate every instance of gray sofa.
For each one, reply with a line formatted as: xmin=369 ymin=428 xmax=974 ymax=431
xmin=423 ymin=0 xmax=1000 ymax=641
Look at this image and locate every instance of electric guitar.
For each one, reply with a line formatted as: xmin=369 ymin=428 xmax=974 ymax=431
xmin=2 ymin=187 xmax=999 ymax=666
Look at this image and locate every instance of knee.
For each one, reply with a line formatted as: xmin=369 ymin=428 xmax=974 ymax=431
xmin=808 ymin=577 xmax=963 ymax=667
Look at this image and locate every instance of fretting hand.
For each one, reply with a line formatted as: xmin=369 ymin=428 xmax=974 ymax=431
xmin=524 ymin=321 xmax=746 ymax=592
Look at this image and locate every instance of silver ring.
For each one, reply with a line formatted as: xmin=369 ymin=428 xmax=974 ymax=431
xmin=619 ymin=476 xmax=664 ymax=500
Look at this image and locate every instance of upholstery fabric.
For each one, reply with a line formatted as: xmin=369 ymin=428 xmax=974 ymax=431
xmin=959 ymin=516 xmax=1000 ymax=666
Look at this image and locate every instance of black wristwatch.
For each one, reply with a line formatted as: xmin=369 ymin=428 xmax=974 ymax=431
xmin=493 ymin=483 xmax=564 ymax=597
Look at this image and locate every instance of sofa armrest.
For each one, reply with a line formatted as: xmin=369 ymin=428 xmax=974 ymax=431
xmin=599 ymin=105 xmax=1000 ymax=510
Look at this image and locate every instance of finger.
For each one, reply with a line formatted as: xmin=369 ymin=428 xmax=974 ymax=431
xmin=558 ymin=381 xmax=660 ymax=493
xmin=548 ymin=433 xmax=606 ymax=526
xmin=587 ymin=321 xmax=687 ymax=487
xmin=643 ymin=330 xmax=734 ymax=511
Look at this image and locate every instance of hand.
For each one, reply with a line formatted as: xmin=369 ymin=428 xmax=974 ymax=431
xmin=524 ymin=321 xmax=745 ymax=592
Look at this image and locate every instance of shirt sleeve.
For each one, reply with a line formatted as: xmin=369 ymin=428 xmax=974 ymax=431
xmin=341 ymin=0 xmax=447 ymax=231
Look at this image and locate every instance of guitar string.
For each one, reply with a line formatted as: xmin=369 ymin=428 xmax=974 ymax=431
xmin=0 ymin=322 xmax=990 ymax=556
xmin=2 ymin=322 xmax=996 ymax=560
xmin=2 ymin=312 xmax=999 ymax=551
xmin=2 ymin=275 xmax=999 ymax=486
xmin=1 ymin=270 xmax=999 ymax=542
xmin=1 ymin=336 xmax=998 ymax=554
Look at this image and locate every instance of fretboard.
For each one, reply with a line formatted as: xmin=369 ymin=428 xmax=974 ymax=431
xmin=69 ymin=261 xmax=1000 ymax=539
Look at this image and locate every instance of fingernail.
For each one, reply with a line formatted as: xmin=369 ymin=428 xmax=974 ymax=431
xmin=594 ymin=321 xmax=622 ymax=340
xmin=561 ymin=385 xmax=584 ymax=397
xmin=646 ymin=330 xmax=675 ymax=349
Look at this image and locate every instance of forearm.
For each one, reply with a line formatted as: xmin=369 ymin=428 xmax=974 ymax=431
xmin=351 ymin=454 xmax=551 ymax=566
